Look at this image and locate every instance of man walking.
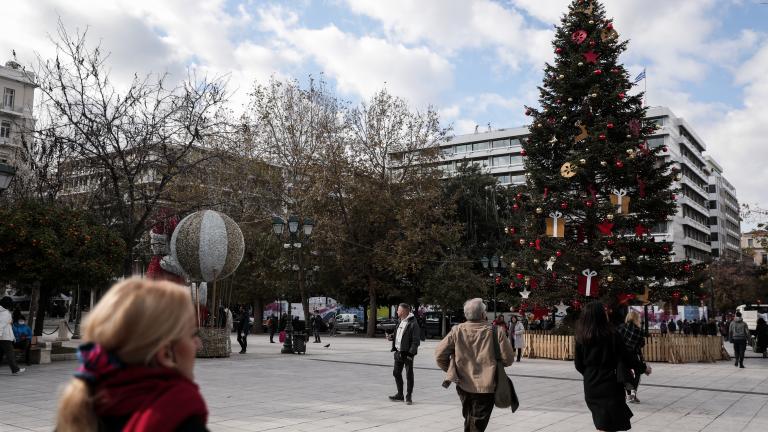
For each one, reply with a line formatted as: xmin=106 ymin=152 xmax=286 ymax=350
xmin=236 ymin=306 xmax=251 ymax=354
xmin=435 ymin=298 xmax=514 ymax=431
xmin=268 ymin=314 xmax=277 ymax=343
xmin=387 ymin=303 xmax=421 ymax=405
xmin=729 ymin=311 xmax=750 ymax=368
xmin=311 ymin=310 xmax=323 ymax=343
xmin=0 ymin=297 xmax=25 ymax=375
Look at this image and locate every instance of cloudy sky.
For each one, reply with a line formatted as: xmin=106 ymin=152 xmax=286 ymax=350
xmin=2 ymin=0 xmax=767 ymax=219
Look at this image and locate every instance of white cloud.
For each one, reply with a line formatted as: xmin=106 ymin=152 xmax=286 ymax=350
xmin=256 ymin=7 xmax=453 ymax=105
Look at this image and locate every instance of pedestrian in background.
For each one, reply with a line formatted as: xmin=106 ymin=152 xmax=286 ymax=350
xmin=618 ymin=310 xmax=652 ymax=403
xmin=56 ymin=278 xmax=207 ymax=432
xmin=237 ymin=306 xmax=251 ymax=354
xmin=660 ymin=320 xmax=668 ymax=336
xmin=435 ymin=298 xmax=515 ymax=432
xmin=575 ymin=302 xmax=633 ymax=432
xmin=755 ymin=317 xmax=767 ymax=359
xmin=668 ymin=319 xmax=677 ymax=334
xmin=729 ymin=311 xmax=750 ymax=368
xmin=328 ymin=314 xmax=337 ymax=337
xmin=510 ymin=315 xmax=525 ymax=362
xmin=0 ymin=296 xmax=25 ymax=375
xmin=387 ymin=303 xmax=420 ymax=405
xmin=311 ymin=310 xmax=323 ymax=343
xmin=268 ymin=314 xmax=277 ymax=343
xmin=12 ymin=315 xmax=33 ymax=365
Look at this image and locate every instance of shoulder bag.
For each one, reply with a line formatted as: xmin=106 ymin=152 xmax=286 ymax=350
xmin=492 ymin=326 xmax=519 ymax=412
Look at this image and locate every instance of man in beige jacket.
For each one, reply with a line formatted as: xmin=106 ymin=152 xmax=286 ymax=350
xmin=435 ymin=298 xmax=514 ymax=432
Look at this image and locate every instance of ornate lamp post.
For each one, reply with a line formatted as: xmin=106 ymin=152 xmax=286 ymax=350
xmin=481 ymin=255 xmax=500 ymax=319
xmin=272 ymin=215 xmax=314 ymax=354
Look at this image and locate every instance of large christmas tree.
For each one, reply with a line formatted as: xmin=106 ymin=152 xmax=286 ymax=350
xmin=504 ymin=0 xmax=703 ymax=313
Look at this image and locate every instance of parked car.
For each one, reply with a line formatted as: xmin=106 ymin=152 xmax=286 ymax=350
xmin=376 ymin=318 xmax=398 ymax=333
xmin=334 ymin=313 xmax=363 ymax=333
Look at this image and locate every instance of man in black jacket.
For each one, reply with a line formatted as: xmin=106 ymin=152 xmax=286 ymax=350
xmin=387 ymin=303 xmax=420 ymax=405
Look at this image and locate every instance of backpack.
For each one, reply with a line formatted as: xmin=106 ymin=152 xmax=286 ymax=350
xmin=732 ymin=321 xmax=748 ymax=339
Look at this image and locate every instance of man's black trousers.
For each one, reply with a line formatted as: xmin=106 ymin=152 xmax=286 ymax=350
xmin=392 ymin=352 xmax=414 ymax=397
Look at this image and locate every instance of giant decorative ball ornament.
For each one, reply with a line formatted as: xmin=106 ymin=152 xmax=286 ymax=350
xmin=170 ymin=210 xmax=245 ymax=282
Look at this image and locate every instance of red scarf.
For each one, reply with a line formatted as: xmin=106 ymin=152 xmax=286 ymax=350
xmin=93 ymin=367 xmax=208 ymax=431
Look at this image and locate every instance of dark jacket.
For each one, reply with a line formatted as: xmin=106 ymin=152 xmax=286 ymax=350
xmin=391 ymin=315 xmax=421 ymax=357
xmin=575 ymin=331 xmax=634 ymax=431
xmin=618 ymin=323 xmax=645 ymax=353
xmin=237 ymin=311 xmax=251 ymax=334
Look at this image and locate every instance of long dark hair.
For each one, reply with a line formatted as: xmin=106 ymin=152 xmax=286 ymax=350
xmin=575 ymin=301 xmax=613 ymax=345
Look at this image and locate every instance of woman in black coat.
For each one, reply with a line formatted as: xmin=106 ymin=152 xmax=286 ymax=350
xmin=575 ymin=302 xmax=634 ymax=431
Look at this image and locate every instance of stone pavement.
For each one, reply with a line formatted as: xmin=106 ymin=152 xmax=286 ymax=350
xmin=1 ymin=333 xmax=767 ymax=432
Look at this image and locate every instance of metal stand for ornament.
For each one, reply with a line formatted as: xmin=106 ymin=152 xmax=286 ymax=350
xmin=196 ymin=270 xmax=231 ymax=358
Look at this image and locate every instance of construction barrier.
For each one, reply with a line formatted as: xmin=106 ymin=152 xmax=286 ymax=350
xmin=523 ymin=331 xmax=729 ymax=363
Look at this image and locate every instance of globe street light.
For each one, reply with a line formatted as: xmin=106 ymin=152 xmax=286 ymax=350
xmin=272 ymin=214 xmax=315 ymax=354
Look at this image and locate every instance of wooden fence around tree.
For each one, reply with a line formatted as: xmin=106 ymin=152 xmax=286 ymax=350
xmin=522 ymin=331 xmax=730 ymax=364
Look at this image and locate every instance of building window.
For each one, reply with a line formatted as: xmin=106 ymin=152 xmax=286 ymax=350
xmin=491 ymin=139 xmax=510 ymax=149
xmin=473 ymin=141 xmax=489 ymax=152
xmin=711 ymin=249 xmax=720 ymax=258
xmin=748 ymin=238 xmax=754 ymax=247
xmin=455 ymin=144 xmax=470 ymax=154
xmin=708 ymin=200 xmax=717 ymax=209
xmin=647 ymin=137 xmax=665 ymax=149
xmin=708 ymin=216 xmax=718 ymax=226
xmin=708 ymin=185 xmax=716 ymax=193
xmin=763 ymin=254 xmax=768 ymax=265
xmin=492 ymin=155 xmax=509 ymax=166
xmin=441 ymin=146 xmax=454 ymax=156
xmin=495 ymin=174 xmax=510 ymax=184
xmin=0 ymin=121 xmax=10 ymax=138
xmin=510 ymin=174 xmax=526 ymax=184
xmin=710 ymin=232 xmax=718 ymax=242
xmin=3 ymin=88 xmax=14 ymax=108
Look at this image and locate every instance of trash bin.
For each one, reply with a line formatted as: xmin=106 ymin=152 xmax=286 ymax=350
xmin=293 ymin=331 xmax=306 ymax=354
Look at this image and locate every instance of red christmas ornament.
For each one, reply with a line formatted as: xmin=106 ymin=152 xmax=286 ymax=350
xmin=672 ymin=291 xmax=681 ymax=300
xmin=662 ymin=146 xmax=669 ymax=152
xmin=618 ymin=93 xmax=625 ymax=99
xmin=520 ymin=149 xmax=527 ymax=156
xmin=547 ymin=117 xmax=556 ymax=124
xmin=672 ymin=194 xmax=677 ymax=201
xmin=607 ymin=239 xmax=616 ymax=246
xmin=516 ymin=273 xmax=524 ymax=280
xmin=525 ymin=109 xmax=532 ymax=116
xmin=533 ymin=306 xmax=550 ymax=320
xmin=586 ymin=200 xmax=594 ymax=208
xmin=607 ymin=122 xmax=614 ymax=129
xmin=615 ymin=160 xmax=624 ymax=168
xmin=618 ymin=293 xmax=635 ymax=305
xmin=543 ymin=187 xmax=549 ymax=198
xmin=662 ymin=245 xmax=670 ymax=252
xmin=594 ymin=69 xmax=602 ymax=75
xmin=556 ymin=99 xmax=562 ymax=104
xmin=599 ymin=133 xmax=607 ymax=140
xmin=606 ymin=22 xmax=614 ymax=30
xmin=560 ymin=202 xmax=569 ymax=210
xmin=529 ymin=242 xmax=536 ymax=248
xmin=583 ymin=50 xmax=600 ymax=64
xmin=555 ymin=250 xmax=563 ymax=257
xmin=683 ymin=263 xmax=691 ymax=272
xmin=634 ymin=224 xmax=650 ymax=238
xmin=597 ymin=220 xmax=615 ymax=236
xmin=611 ymin=68 xmax=620 ymax=73
xmin=508 ymin=226 xmax=517 ymax=234
xmin=516 ymin=192 xmax=523 ymax=200
xmin=571 ymin=30 xmax=588 ymax=44
xmin=512 ymin=203 xmax=520 ymax=210
xmin=571 ymin=299 xmax=582 ymax=310
xmin=589 ymin=40 xmax=596 ymax=47
xmin=555 ymin=47 xmax=563 ymax=54
xmin=495 ymin=276 xmax=502 ymax=285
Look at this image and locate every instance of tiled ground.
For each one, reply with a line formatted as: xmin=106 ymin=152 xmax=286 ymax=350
xmin=1 ymin=333 xmax=767 ymax=431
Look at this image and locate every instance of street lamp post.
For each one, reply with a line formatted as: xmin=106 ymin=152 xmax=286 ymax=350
xmin=272 ymin=215 xmax=314 ymax=354
xmin=481 ymin=255 xmax=500 ymax=319
xmin=72 ymin=284 xmax=82 ymax=339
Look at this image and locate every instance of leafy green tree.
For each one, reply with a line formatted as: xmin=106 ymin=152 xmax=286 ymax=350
xmin=0 ymin=200 xmax=125 ymax=335
xmin=505 ymin=0 xmax=698 ymax=310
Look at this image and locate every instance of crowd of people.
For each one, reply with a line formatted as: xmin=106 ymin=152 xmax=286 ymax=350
xmin=2 ymin=276 xmax=765 ymax=432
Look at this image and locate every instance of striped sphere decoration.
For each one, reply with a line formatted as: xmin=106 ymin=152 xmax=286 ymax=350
xmin=170 ymin=210 xmax=245 ymax=282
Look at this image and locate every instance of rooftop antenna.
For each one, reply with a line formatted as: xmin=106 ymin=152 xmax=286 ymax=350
xmin=474 ymin=125 xmax=479 ymax=134
xmin=487 ymin=122 xmax=491 ymax=132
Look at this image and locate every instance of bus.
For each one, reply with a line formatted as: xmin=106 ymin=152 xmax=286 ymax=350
xmin=736 ymin=304 xmax=768 ymax=335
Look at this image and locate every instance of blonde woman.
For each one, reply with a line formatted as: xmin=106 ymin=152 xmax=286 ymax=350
xmin=617 ymin=310 xmax=651 ymax=403
xmin=57 ymin=278 xmax=207 ymax=432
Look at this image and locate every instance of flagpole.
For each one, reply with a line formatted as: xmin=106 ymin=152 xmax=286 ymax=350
xmin=644 ymin=66 xmax=648 ymax=107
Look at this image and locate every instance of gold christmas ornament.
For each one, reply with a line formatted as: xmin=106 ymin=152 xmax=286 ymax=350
xmin=590 ymin=93 xmax=598 ymax=98
xmin=533 ymin=258 xmax=540 ymax=264
xmin=579 ymin=158 xmax=587 ymax=165
xmin=606 ymin=275 xmax=614 ymax=282
xmin=536 ymin=207 xmax=544 ymax=214
xmin=619 ymin=256 xmax=627 ymax=263
xmin=600 ymin=160 xmax=608 ymax=166
xmin=607 ymin=213 xmax=615 ymax=220
xmin=578 ymin=62 xmax=584 ymax=66
xmin=560 ymin=162 xmax=578 ymax=178
xmin=519 ymin=239 xmax=526 ymax=245
xmin=570 ymin=266 xmax=577 ymax=272
xmin=510 ymin=261 xmax=517 ymax=268
xmin=601 ymin=27 xmax=619 ymax=42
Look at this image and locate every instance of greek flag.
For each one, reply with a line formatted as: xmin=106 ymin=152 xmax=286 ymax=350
xmin=633 ymin=69 xmax=646 ymax=84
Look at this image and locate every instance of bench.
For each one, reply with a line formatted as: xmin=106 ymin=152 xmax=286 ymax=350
xmin=0 ymin=343 xmax=51 ymax=366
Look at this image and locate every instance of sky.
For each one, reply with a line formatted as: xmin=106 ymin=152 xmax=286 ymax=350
xmin=1 ymin=0 xmax=767 ymax=223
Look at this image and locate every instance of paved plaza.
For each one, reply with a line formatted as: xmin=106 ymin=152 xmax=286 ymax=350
xmin=1 ymin=334 xmax=767 ymax=432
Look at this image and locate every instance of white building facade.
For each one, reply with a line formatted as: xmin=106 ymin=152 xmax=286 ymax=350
xmin=430 ymin=106 xmax=733 ymax=263
xmin=0 ymin=60 xmax=35 ymax=166
xmin=706 ymin=157 xmax=741 ymax=261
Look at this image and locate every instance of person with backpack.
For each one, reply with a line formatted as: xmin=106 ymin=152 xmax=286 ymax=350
xmin=236 ymin=306 xmax=251 ymax=354
xmin=729 ymin=311 xmax=750 ymax=368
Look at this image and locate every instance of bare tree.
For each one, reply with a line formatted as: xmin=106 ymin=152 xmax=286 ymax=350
xmin=31 ymin=22 xmax=235 ymax=273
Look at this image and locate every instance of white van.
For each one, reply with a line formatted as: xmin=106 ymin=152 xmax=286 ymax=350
xmin=736 ymin=304 xmax=768 ymax=335
xmin=334 ymin=313 xmax=363 ymax=333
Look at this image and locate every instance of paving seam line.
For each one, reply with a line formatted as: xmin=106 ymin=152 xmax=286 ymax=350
xmin=307 ymin=358 xmax=768 ymax=397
